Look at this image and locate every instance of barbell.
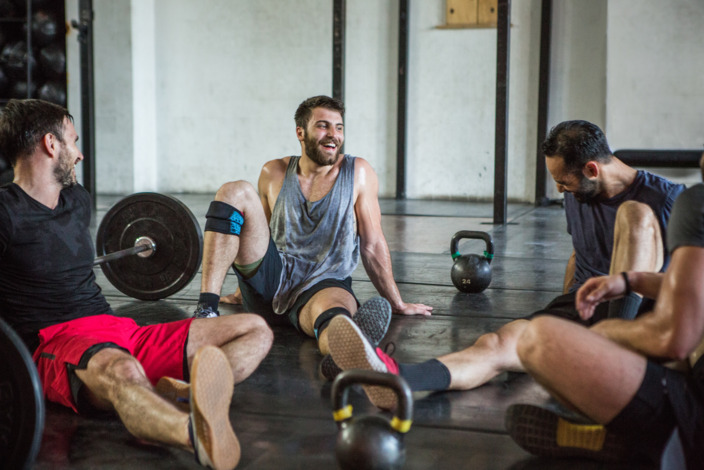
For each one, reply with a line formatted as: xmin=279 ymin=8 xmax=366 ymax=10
xmin=94 ymin=192 xmax=203 ymax=300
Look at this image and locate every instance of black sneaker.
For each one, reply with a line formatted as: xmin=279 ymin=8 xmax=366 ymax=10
xmin=505 ymin=403 xmax=630 ymax=462
xmin=193 ymin=303 xmax=220 ymax=319
xmin=320 ymin=296 xmax=392 ymax=381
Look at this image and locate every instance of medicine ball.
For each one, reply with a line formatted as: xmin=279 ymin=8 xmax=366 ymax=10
xmin=38 ymin=81 xmax=66 ymax=106
xmin=10 ymin=80 xmax=37 ymax=99
xmin=1 ymin=42 xmax=37 ymax=80
xmin=30 ymin=10 xmax=60 ymax=48
xmin=39 ymin=44 xmax=65 ymax=79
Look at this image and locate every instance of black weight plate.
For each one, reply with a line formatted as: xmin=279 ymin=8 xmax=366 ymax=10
xmin=96 ymin=193 xmax=203 ymax=300
xmin=0 ymin=318 xmax=45 ymax=470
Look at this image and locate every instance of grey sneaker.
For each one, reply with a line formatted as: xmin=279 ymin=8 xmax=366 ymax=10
xmin=193 ymin=303 xmax=220 ymax=319
xmin=320 ymin=297 xmax=392 ymax=381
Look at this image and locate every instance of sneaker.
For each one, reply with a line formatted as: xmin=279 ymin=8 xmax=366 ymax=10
xmin=327 ymin=315 xmax=400 ymax=410
xmin=156 ymin=377 xmax=190 ymax=413
xmin=193 ymin=303 xmax=220 ymax=319
xmin=505 ymin=403 xmax=630 ymax=462
xmin=320 ymin=297 xmax=393 ymax=381
xmin=189 ymin=346 xmax=240 ymax=470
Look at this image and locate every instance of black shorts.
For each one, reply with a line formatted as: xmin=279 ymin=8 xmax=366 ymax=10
xmin=526 ymin=291 xmax=651 ymax=326
xmin=607 ymin=360 xmax=704 ymax=468
xmin=233 ymin=237 xmax=358 ymax=330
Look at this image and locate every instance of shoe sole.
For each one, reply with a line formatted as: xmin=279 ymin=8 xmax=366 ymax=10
xmin=156 ymin=377 xmax=190 ymax=413
xmin=505 ymin=404 xmax=628 ymax=462
xmin=353 ymin=297 xmax=392 ymax=346
xmin=328 ymin=316 xmax=398 ymax=410
xmin=190 ymin=346 xmax=241 ymax=470
xmin=320 ymin=297 xmax=393 ymax=381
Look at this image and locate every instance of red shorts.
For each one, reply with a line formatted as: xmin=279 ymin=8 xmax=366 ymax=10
xmin=32 ymin=314 xmax=193 ymax=413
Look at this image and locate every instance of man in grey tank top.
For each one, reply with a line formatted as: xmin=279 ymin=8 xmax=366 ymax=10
xmin=193 ymin=95 xmax=432 ymax=377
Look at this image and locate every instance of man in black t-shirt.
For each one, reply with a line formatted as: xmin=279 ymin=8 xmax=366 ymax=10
xmin=0 ymin=99 xmax=272 ymax=470
xmin=507 ymin=171 xmax=704 ymax=468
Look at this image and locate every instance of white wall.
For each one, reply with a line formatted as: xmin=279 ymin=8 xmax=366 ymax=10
xmin=78 ymin=0 xmax=704 ymax=200
xmin=605 ymin=0 xmax=704 ymax=187
xmin=93 ymin=0 xmax=134 ymax=194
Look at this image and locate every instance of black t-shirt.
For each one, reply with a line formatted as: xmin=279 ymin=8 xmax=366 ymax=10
xmin=0 ymin=183 xmax=112 ymax=351
xmin=565 ymin=170 xmax=684 ymax=290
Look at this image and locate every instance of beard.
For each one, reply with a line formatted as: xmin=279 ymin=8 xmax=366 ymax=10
xmin=572 ymin=176 xmax=599 ymax=203
xmin=54 ymin=147 xmax=76 ymax=189
xmin=304 ymin=131 xmax=341 ymax=166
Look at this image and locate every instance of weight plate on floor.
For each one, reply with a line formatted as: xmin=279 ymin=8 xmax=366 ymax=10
xmin=0 ymin=318 xmax=45 ymax=470
xmin=96 ymin=193 xmax=203 ymax=300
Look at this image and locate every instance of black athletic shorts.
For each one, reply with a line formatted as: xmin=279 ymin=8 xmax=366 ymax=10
xmin=233 ymin=237 xmax=358 ymax=330
xmin=607 ymin=360 xmax=704 ymax=468
xmin=526 ymin=291 xmax=652 ymax=326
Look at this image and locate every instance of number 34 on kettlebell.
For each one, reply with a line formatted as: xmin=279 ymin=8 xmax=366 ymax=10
xmin=450 ymin=230 xmax=494 ymax=293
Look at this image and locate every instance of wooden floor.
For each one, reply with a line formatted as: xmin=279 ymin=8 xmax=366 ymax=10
xmin=33 ymin=195 xmax=652 ymax=470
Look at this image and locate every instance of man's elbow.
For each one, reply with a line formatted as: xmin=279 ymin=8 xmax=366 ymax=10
xmin=661 ymin=331 xmax=697 ymax=361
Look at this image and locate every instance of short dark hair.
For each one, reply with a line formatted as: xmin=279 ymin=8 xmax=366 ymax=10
xmin=294 ymin=95 xmax=345 ymax=129
xmin=542 ymin=120 xmax=612 ymax=173
xmin=0 ymin=99 xmax=73 ymax=166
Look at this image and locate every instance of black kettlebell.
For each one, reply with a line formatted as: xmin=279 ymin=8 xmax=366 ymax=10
xmin=450 ymin=230 xmax=494 ymax=293
xmin=331 ymin=370 xmax=413 ymax=470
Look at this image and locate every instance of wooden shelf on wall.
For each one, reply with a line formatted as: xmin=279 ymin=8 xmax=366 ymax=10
xmin=439 ymin=0 xmax=498 ymax=29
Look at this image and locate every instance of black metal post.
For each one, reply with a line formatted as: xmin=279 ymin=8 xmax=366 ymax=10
xmin=493 ymin=0 xmax=510 ymax=224
xmin=24 ymin=0 xmax=32 ymax=96
xmin=534 ymin=0 xmax=552 ymax=206
xmin=396 ymin=0 xmax=409 ymax=200
xmin=73 ymin=0 xmax=96 ymax=209
xmin=332 ymin=0 xmax=345 ymax=102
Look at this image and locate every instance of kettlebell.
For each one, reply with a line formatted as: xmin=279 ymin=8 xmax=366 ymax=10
xmin=331 ymin=370 xmax=413 ymax=470
xmin=450 ymin=230 xmax=494 ymax=293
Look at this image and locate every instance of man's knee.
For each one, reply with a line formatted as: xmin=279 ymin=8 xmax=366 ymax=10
xmin=515 ymin=317 xmax=554 ymax=366
xmin=215 ymin=180 xmax=258 ymax=206
xmin=616 ymin=201 xmax=657 ymax=231
xmin=88 ymin=348 xmax=146 ymax=384
xmin=247 ymin=314 xmax=274 ymax=350
xmin=224 ymin=313 xmax=273 ymax=349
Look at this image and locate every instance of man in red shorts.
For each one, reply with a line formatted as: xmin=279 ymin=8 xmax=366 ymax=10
xmin=0 ymin=99 xmax=272 ymax=470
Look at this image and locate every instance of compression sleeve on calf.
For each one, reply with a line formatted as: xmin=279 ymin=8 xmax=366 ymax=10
xmin=204 ymin=201 xmax=244 ymax=236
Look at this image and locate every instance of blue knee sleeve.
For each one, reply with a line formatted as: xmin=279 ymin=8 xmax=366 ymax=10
xmin=205 ymin=201 xmax=244 ymax=236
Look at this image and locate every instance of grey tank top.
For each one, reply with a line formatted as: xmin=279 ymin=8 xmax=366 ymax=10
xmin=270 ymin=155 xmax=360 ymax=314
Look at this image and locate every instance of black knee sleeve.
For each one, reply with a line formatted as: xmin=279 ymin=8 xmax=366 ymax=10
xmin=313 ymin=307 xmax=351 ymax=340
xmin=204 ymin=201 xmax=244 ymax=236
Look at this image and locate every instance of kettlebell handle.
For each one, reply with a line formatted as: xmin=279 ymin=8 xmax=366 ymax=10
xmin=331 ymin=370 xmax=413 ymax=433
xmin=450 ymin=230 xmax=494 ymax=263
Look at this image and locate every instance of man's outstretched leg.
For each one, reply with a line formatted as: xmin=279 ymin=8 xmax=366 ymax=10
xmin=76 ymin=346 xmax=241 ymax=470
xmin=327 ymin=315 xmax=525 ymax=409
xmin=196 ymin=181 xmax=271 ymax=318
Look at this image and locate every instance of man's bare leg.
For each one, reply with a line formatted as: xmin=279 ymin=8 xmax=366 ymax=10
xmin=200 ymin=181 xmax=270 ymax=297
xmin=297 ymin=287 xmax=358 ymax=355
xmin=77 ymin=346 xmax=241 ymax=470
xmin=518 ymin=316 xmax=645 ymax=421
xmin=437 ymin=319 xmax=530 ymax=390
xmin=610 ymin=201 xmax=663 ymax=275
xmin=188 ymin=314 xmax=273 ymax=382
xmin=76 ymin=348 xmax=191 ymax=448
